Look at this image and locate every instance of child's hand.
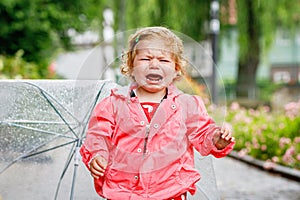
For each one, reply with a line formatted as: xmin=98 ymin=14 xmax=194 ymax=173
xmin=89 ymin=155 xmax=108 ymax=179
xmin=212 ymin=127 xmax=235 ymax=150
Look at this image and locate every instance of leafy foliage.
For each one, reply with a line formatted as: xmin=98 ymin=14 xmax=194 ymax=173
xmin=114 ymin=0 xmax=210 ymax=42
xmin=224 ymin=101 xmax=300 ymax=169
xmin=0 ymin=0 xmax=103 ymax=64
xmin=0 ymin=50 xmax=50 ymax=79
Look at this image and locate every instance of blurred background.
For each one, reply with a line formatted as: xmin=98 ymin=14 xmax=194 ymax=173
xmin=0 ymin=0 xmax=299 ymax=193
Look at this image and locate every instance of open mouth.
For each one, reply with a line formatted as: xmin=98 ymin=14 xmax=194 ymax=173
xmin=146 ymin=74 xmax=163 ymax=82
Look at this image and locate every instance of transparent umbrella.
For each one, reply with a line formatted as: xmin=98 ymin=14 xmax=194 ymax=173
xmin=0 ymin=80 xmax=115 ymax=200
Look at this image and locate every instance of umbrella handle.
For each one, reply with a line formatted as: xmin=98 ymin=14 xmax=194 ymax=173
xmin=74 ymin=146 xmax=81 ymax=166
xmin=70 ymin=141 xmax=81 ymax=200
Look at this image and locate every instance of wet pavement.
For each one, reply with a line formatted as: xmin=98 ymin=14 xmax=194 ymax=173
xmin=1 ymin=152 xmax=300 ymax=200
xmin=213 ymin=156 xmax=300 ymax=200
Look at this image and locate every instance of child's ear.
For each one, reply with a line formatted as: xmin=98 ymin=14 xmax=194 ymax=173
xmin=177 ymin=70 xmax=182 ymax=77
xmin=175 ymin=64 xmax=182 ymax=76
xmin=131 ymin=75 xmax=136 ymax=81
xmin=173 ymin=70 xmax=182 ymax=81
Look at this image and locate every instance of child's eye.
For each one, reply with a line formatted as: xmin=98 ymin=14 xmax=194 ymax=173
xmin=160 ymin=59 xmax=170 ymax=63
xmin=140 ymin=58 xmax=150 ymax=61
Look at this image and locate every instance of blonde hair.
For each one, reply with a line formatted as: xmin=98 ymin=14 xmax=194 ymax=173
xmin=121 ymin=26 xmax=187 ymax=80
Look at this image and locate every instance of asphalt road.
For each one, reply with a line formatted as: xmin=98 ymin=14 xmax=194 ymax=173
xmin=213 ymin=156 xmax=300 ymax=200
xmin=1 ymin=151 xmax=300 ymax=200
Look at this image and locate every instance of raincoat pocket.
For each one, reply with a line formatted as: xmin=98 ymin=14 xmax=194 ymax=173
xmin=176 ymin=163 xmax=200 ymax=186
xmin=105 ymin=167 xmax=139 ymax=190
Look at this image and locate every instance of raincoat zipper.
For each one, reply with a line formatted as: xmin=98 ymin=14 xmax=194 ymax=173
xmin=136 ymin=102 xmax=154 ymax=157
xmin=140 ymin=102 xmax=162 ymax=157
xmin=137 ymin=102 xmax=151 ymax=157
xmin=143 ymin=124 xmax=150 ymax=155
xmin=135 ymin=95 xmax=164 ymax=157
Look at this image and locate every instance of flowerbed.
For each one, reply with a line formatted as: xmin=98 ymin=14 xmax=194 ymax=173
xmin=223 ymin=100 xmax=300 ymax=170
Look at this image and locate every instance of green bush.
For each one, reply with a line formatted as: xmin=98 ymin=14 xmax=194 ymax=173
xmin=0 ymin=50 xmax=58 ymax=79
xmin=225 ymin=100 xmax=300 ymax=169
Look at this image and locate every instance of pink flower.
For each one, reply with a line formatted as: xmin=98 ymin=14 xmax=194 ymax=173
xmin=294 ymin=137 xmax=300 ymax=144
xmin=254 ymin=128 xmax=262 ymax=135
xmin=252 ymin=138 xmax=260 ymax=149
xmin=286 ymin=146 xmax=295 ymax=155
xmin=272 ymin=156 xmax=279 ymax=163
xmin=279 ymin=137 xmax=291 ymax=148
xmin=262 ymin=106 xmax=270 ymax=113
xmin=249 ymin=109 xmax=256 ymax=116
xmin=282 ymin=146 xmax=295 ymax=164
xmin=48 ymin=62 xmax=56 ymax=75
xmin=263 ymin=160 xmax=276 ymax=170
xmin=261 ymin=124 xmax=267 ymax=130
xmin=261 ymin=145 xmax=267 ymax=151
xmin=244 ymin=117 xmax=252 ymax=124
xmin=230 ymin=102 xmax=240 ymax=111
xmin=284 ymin=100 xmax=300 ymax=119
xmin=238 ymin=149 xmax=248 ymax=157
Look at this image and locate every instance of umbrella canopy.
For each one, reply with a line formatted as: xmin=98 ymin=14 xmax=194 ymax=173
xmin=0 ymin=80 xmax=115 ymax=200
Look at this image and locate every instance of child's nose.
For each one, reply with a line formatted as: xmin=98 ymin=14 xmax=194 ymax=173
xmin=149 ymin=58 xmax=160 ymax=68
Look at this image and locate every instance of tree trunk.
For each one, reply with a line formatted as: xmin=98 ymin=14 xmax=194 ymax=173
xmin=236 ymin=0 xmax=260 ymax=99
xmin=236 ymin=57 xmax=259 ymax=99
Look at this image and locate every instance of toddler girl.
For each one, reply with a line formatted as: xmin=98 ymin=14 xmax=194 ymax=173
xmin=80 ymin=26 xmax=235 ymax=200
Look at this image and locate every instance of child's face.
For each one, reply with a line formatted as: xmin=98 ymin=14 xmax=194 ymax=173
xmin=132 ymin=39 xmax=178 ymax=93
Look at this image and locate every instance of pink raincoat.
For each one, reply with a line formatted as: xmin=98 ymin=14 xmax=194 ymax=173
xmin=80 ymin=83 xmax=234 ymax=200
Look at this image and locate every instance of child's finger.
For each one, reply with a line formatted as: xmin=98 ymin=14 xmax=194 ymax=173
xmin=231 ymin=137 xmax=235 ymax=142
xmin=90 ymin=162 xmax=106 ymax=178
xmin=221 ymin=129 xmax=232 ymax=140
xmin=89 ymin=156 xmax=108 ymax=179
xmin=91 ymin=171 xmax=100 ymax=179
xmin=90 ymin=164 xmax=102 ymax=179
xmin=93 ymin=161 xmax=106 ymax=173
xmin=220 ymin=129 xmax=228 ymax=138
xmin=95 ymin=156 xmax=108 ymax=169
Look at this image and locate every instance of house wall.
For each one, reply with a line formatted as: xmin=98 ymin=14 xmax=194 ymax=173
xmin=218 ymin=29 xmax=300 ymax=83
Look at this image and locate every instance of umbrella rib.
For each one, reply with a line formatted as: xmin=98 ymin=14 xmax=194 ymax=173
xmin=22 ymin=140 xmax=77 ymax=159
xmin=1 ymin=121 xmax=76 ymax=140
xmin=39 ymin=90 xmax=79 ymax=138
xmin=54 ymin=142 xmax=76 ymax=200
xmin=79 ymin=82 xmax=107 ymax=139
xmin=24 ymin=82 xmax=80 ymax=138
xmin=0 ymin=135 xmax=75 ymax=174
xmin=3 ymin=120 xmax=77 ymax=125
xmin=24 ymin=82 xmax=80 ymax=124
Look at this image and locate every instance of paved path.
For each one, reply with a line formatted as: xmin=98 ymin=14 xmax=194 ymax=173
xmin=213 ymin=156 xmax=300 ymax=200
xmin=1 ymin=152 xmax=300 ymax=200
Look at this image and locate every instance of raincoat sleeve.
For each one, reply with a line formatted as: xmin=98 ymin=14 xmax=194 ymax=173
xmin=186 ymin=96 xmax=235 ymax=158
xmin=80 ymin=96 xmax=115 ymax=169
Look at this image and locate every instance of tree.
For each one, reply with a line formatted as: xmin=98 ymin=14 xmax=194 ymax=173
xmin=0 ymin=0 xmax=104 ymax=76
xmin=108 ymin=0 xmax=210 ymax=42
xmin=221 ymin=0 xmax=300 ymax=99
